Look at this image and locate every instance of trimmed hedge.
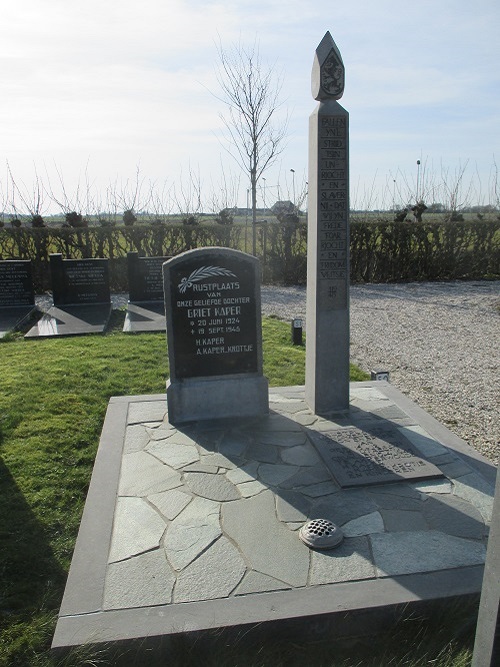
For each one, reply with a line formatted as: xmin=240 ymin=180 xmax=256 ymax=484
xmin=350 ymin=219 xmax=500 ymax=282
xmin=0 ymin=219 xmax=498 ymax=291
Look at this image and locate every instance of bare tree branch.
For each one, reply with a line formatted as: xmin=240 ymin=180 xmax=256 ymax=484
xmin=214 ymin=37 xmax=288 ymax=253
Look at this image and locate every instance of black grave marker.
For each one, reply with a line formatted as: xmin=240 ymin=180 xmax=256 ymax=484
xmin=50 ymin=253 xmax=110 ymax=306
xmin=123 ymin=252 xmax=169 ymax=332
xmin=0 ymin=260 xmax=36 ymax=337
xmin=127 ymin=252 xmax=170 ymax=302
xmin=167 ymin=251 xmax=259 ymax=379
xmin=163 ymin=247 xmax=268 ymax=422
xmin=0 ymin=260 xmax=35 ymax=307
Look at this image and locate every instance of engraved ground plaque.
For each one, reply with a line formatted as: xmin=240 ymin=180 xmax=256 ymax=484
xmin=309 ymin=426 xmax=444 ymax=488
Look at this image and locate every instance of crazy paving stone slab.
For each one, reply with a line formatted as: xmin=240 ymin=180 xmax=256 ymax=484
xmin=371 ymin=531 xmax=487 ymax=577
xmin=222 ymin=490 xmax=310 ymax=586
xmin=108 ymin=497 xmax=166 ymax=563
xmin=173 ymin=536 xmax=246 ymax=603
xmin=165 ymin=497 xmax=221 ymax=570
xmin=103 ymin=549 xmax=175 ymax=610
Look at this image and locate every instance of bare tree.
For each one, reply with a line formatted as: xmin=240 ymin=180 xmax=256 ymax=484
xmin=146 ymin=179 xmax=175 ymax=223
xmin=440 ymin=160 xmax=474 ymax=220
xmin=45 ymin=161 xmax=101 ymax=226
xmin=490 ymin=157 xmax=500 ymax=212
xmin=172 ymin=164 xmax=203 ymax=224
xmin=6 ymin=162 xmax=46 ymax=226
xmin=215 ymin=38 xmax=288 ymax=253
xmin=207 ymin=160 xmax=241 ymax=220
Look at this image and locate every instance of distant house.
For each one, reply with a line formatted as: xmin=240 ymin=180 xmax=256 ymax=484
xmin=271 ymin=200 xmax=295 ymax=216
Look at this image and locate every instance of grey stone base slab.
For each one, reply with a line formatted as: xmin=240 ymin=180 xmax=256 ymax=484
xmin=25 ymin=304 xmax=112 ymax=338
xmin=0 ymin=305 xmax=36 ymax=338
xmin=52 ymin=383 xmax=496 ymax=651
xmin=166 ymin=375 xmax=269 ymax=423
xmin=123 ymin=301 xmax=166 ymax=333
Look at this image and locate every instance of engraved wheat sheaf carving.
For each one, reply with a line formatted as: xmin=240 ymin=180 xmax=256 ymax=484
xmin=178 ymin=266 xmax=237 ymax=293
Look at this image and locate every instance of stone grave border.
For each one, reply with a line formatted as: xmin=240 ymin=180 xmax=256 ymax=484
xmin=52 ymin=382 xmax=495 ymax=651
xmin=472 ymin=465 xmax=499 ymax=666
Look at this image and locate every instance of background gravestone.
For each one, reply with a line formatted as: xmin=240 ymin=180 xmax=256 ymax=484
xmin=0 ymin=260 xmax=35 ymax=337
xmin=123 ymin=252 xmax=170 ymax=332
xmin=306 ymin=31 xmax=350 ymax=415
xmin=25 ymin=254 xmax=111 ymax=338
xmin=163 ymin=247 xmax=268 ymax=423
xmin=50 ymin=253 xmax=110 ymax=306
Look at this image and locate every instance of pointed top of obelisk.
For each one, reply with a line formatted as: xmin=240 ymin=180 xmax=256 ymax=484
xmin=311 ymin=31 xmax=345 ymax=101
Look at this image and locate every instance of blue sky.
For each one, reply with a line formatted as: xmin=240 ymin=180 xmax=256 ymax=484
xmin=1 ymin=0 xmax=499 ymax=214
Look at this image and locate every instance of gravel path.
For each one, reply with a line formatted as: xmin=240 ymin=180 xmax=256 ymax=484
xmin=261 ymin=282 xmax=499 ymax=466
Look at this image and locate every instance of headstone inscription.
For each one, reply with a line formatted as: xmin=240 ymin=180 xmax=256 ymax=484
xmin=309 ymin=426 xmax=444 ymax=488
xmin=127 ymin=252 xmax=170 ymax=302
xmin=123 ymin=252 xmax=170 ymax=332
xmin=305 ymin=31 xmax=350 ymax=415
xmin=0 ymin=260 xmax=35 ymax=337
xmin=472 ymin=467 xmax=500 ymax=667
xmin=25 ymin=254 xmax=111 ymax=338
xmin=0 ymin=260 xmax=35 ymax=307
xmin=50 ymin=253 xmax=111 ymax=306
xmin=163 ymin=247 xmax=269 ymax=423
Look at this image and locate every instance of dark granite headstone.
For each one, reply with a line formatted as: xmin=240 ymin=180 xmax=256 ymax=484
xmin=0 ymin=260 xmax=35 ymax=307
xmin=50 ymin=254 xmax=110 ymax=306
xmin=127 ymin=252 xmax=170 ymax=302
xmin=472 ymin=468 xmax=500 ymax=667
xmin=0 ymin=260 xmax=36 ymax=337
xmin=309 ymin=426 xmax=444 ymax=488
xmin=163 ymin=247 xmax=268 ymax=423
xmin=123 ymin=252 xmax=169 ymax=332
xmin=25 ymin=254 xmax=111 ymax=338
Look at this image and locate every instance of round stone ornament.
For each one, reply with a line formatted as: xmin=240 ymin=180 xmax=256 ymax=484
xmin=299 ymin=518 xmax=344 ymax=549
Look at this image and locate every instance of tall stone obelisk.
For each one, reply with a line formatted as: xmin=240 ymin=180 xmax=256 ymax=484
xmin=305 ymin=32 xmax=350 ymax=415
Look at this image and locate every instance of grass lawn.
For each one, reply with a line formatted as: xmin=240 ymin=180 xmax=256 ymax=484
xmin=0 ymin=315 xmax=477 ymax=666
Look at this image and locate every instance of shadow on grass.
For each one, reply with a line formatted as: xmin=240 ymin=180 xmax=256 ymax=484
xmin=0 ymin=458 xmax=66 ymax=663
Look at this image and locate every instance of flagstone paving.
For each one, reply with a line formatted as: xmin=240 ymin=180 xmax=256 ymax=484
xmin=103 ymin=385 xmax=494 ymax=609
xmin=53 ymin=383 xmax=497 ymax=649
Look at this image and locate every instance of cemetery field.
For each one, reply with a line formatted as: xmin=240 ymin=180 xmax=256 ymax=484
xmin=0 ymin=317 xmax=477 ymax=667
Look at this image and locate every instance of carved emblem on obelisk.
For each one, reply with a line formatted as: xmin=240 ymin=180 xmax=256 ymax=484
xmin=311 ymin=31 xmax=345 ymax=101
